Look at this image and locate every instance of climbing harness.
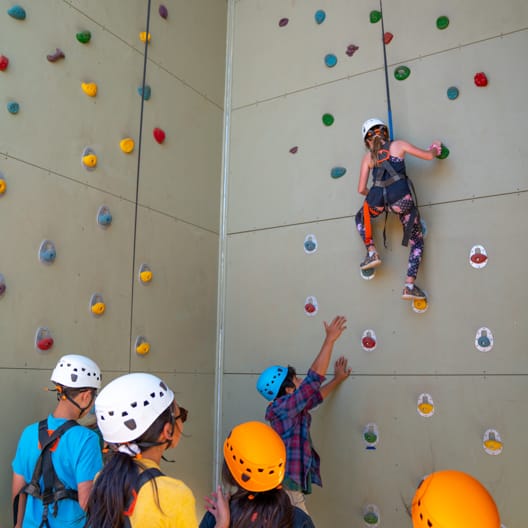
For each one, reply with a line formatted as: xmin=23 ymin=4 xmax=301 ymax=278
xmin=123 ymin=468 xmax=164 ymax=528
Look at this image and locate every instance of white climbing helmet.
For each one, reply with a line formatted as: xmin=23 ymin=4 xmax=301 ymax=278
xmin=50 ymin=354 xmax=101 ymax=389
xmin=362 ymin=118 xmax=386 ymax=140
xmin=95 ymin=372 xmax=174 ymax=443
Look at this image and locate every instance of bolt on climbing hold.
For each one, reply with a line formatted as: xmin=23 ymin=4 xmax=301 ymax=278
xmin=369 ymin=10 xmax=381 ymax=23
xmin=81 ymin=147 xmax=97 ymax=170
xmin=447 ymin=86 xmax=459 ymax=100
xmin=7 ymin=5 xmax=26 ymax=20
xmin=137 ymin=85 xmax=151 ymax=100
xmin=417 ymin=393 xmax=435 ymax=417
xmin=139 ymin=32 xmax=151 ymax=43
xmin=322 ymin=113 xmax=334 ymax=126
xmin=345 ymin=44 xmax=359 ymax=57
xmin=363 ymin=423 xmax=379 ymax=449
xmin=363 ymin=505 xmax=380 ymax=527
xmin=483 ymin=429 xmax=503 ymax=455
xmin=324 ymin=54 xmax=337 ymax=68
xmin=0 ymin=174 xmax=6 ymax=195
xmin=159 ymin=5 xmax=168 ymax=19
xmin=304 ymin=296 xmax=318 ymax=317
xmin=469 ymin=245 xmax=488 ymax=268
xmin=475 ymin=327 xmax=493 ymax=352
xmin=7 ymin=101 xmax=20 ymax=114
xmin=139 ymin=264 xmax=153 ymax=284
xmin=394 ymin=65 xmax=411 ymax=81
xmin=153 ymin=128 xmax=166 ymax=144
xmin=35 ymin=327 xmax=54 ymax=351
xmin=120 ymin=138 xmax=135 ymax=153
xmin=361 ymin=330 xmax=377 ymax=351
xmin=76 ymin=30 xmax=91 ymax=44
xmin=46 ymin=48 xmax=65 ymax=63
xmin=289 ymin=146 xmax=298 ymax=154
xmin=0 ymin=55 xmax=9 ymax=71
xmin=436 ymin=16 xmax=449 ymax=30
xmin=278 ymin=18 xmax=289 ymax=27
xmin=0 ymin=273 xmax=6 ymax=297
xmin=303 ymin=234 xmax=318 ymax=254
xmin=474 ymin=72 xmax=488 ymax=87
xmin=90 ymin=293 xmax=106 ymax=316
xmin=38 ymin=240 xmax=56 ymax=264
xmin=81 ymin=82 xmax=97 ymax=97
xmin=135 ymin=336 xmax=151 ymax=355
xmin=383 ymin=32 xmax=393 ymax=45
xmin=314 ymin=10 xmax=326 ymax=24
xmin=97 ymin=205 xmax=112 ymax=228
xmin=330 ymin=167 xmax=346 ymax=179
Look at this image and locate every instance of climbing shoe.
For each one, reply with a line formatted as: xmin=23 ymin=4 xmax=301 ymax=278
xmin=401 ymin=284 xmax=426 ymax=300
xmin=360 ymin=252 xmax=381 ymax=270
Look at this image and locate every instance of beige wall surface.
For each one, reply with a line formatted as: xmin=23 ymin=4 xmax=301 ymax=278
xmin=223 ymin=0 xmax=527 ymax=527
xmin=0 ymin=0 xmax=226 ymax=525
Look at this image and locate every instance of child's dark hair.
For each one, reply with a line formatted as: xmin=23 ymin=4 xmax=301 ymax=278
xmin=276 ymin=366 xmax=297 ymax=399
xmin=85 ymin=405 xmax=172 ymax=528
xmin=222 ymin=462 xmax=294 ymax=528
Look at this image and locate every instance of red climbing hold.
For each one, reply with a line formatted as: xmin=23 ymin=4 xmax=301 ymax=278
xmin=0 ymin=55 xmax=9 ymax=71
xmin=153 ymin=127 xmax=166 ymax=144
xmin=362 ymin=336 xmax=376 ymax=349
xmin=383 ymin=32 xmax=393 ymax=45
xmin=304 ymin=302 xmax=316 ymax=314
xmin=470 ymin=253 xmax=488 ymax=264
xmin=37 ymin=337 xmax=54 ymax=351
xmin=474 ymin=72 xmax=488 ymax=87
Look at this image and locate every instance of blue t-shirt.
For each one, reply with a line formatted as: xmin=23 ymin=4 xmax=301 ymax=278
xmin=12 ymin=414 xmax=103 ymax=528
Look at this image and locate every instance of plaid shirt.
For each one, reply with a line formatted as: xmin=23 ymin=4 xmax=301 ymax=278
xmin=265 ymin=369 xmax=325 ymax=492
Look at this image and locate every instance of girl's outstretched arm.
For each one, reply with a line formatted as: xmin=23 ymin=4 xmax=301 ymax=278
xmin=392 ymin=139 xmax=441 ymax=161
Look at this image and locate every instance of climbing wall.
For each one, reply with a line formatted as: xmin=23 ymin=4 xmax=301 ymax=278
xmin=222 ymin=1 xmax=528 ymax=527
xmin=0 ymin=0 xmax=226 ymax=522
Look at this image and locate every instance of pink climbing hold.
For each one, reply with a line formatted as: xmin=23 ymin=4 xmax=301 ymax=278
xmin=289 ymin=146 xmax=298 ymax=154
xmin=0 ymin=55 xmax=9 ymax=71
xmin=383 ymin=32 xmax=393 ymax=44
xmin=47 ymin=48 xmax=65 ymax=62
xmin=346 ymin=44 xmax=359 ymax=57
xmin=278 ymin=18 xmax=289 ymax=27
xmin=159 ymin=5 xmax=168 ymax=19
xmin=474 ymin=72 xmax=488 ymax=87
xmin=153 ymin=127 xmax=166 ymax=144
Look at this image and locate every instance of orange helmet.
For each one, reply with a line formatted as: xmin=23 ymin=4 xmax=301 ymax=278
xmin=223 ymin=421 xmax=286 ymax=492
xmin=412 ymin=470 xmax=500 ymax=528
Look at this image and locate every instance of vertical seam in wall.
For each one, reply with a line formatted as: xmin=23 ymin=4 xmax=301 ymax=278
xmin=213 ymin=0 xmax=235 ymax=488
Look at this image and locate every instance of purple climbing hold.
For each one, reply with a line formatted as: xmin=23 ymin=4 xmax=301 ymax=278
xmin=278 ymin=18 xmax=289 ymax=27
xmin=159 ymin=5 xmax=168 ymax=19
xmin=289 ymin=146 xmax=298 ymax=154
xmin=46 ymin=48 xmax=65 ymax=63
xmin=346 ymin=44 xmax=359 ymax=57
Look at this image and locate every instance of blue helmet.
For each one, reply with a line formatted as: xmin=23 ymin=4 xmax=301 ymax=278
xmin=257 ymin=365 xmax=289 ymax=401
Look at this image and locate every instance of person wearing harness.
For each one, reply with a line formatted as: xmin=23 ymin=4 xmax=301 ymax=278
xmin=11 ymin=354 xmax=102 ymax=528
xmin=355 ymin=118 xmax=442 ymax=300
xmin=85 ymin=372 xmax=222 ymax=528
xmin=200 ymin=421 xmax=314 ymax=528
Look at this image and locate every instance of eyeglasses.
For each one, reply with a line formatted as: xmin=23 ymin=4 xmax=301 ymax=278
xmin=172 ymin=406 xmax=188 ymax=424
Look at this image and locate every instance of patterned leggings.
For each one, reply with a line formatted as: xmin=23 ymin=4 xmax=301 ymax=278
xmin=355 ymin=194 xmax=424 ymax=279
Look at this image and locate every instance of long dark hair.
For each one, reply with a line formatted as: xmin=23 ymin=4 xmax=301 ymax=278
xmin=85 ymin=406 xmax=173 ymax=528
xmin=222 ymin=462 xmax=294 ymax=528
xmin=367 ymin=127 xmax=389 ymax=167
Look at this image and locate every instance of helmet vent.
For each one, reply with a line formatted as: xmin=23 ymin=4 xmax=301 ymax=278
xmin=109 ymin=411 xmax=114 ymax=416
xmin=427 ymin=522 xmax=432 ymax=527
xmin=241 ymin=473 xmax=250 ymax=482
xmin=150 ymin=392 xmax=156 ymax=398
xmin=124 ymin=418 xmax=137 ymax=431
xmin=122 ymin=411 xmax=128 ymax=417
xmin=143 ymin=400 xmax=150 ymax=406
xmin=70 ymin=374 xmax=78 ymax=382
xmin=258 ymin=468 xmax=264 ymax=473
xmin=160 ymin=381 xmax=168 ymax=391
xmin=131 ymin=402 xmax=137 ymax=408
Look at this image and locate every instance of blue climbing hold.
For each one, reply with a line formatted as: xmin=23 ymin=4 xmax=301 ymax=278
xmin=330 ymin=167 xmax=346 ymax=179
xmin=447 ymin=86 xmax=459 ymax=100
xmin=324 ymin=54 xmax=337 ymax=68
xmin=7 ymin=101 xmax=19 ymax=114
xmin=478 ymin=335 xmax=491 ymax=348
xmin=137 ymin=85 xmax=151 ymax=100
xmin=97 ymin=206 xmax=113 ymax=227
xmin=7 ymin=5 xmax=26 ymax=20
xmin=314 ymin=10 xmax=326 ymax=24
xmin=304 ymin=240 xmax=316 ymax=252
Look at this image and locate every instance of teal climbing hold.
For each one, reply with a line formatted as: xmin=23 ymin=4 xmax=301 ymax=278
xmin=7 ymin=5 xmax=26 ymax=20
xmin=330 ymin=167 xmax=346 ymax=179
xmin=138 ymin=85 xmax=151 ymax=100
xmin=447 ymin=86 xmax=459 ymax=100
xmin=322 ymin=113 xmax=334 ymax=126
xmin=394 ymin=65 xmax=411 ymax=81
xmin=7 ymin=101 xmax=19 ymax=114
xmin=369 ymin=10 xmax=381 ymax=23
xmin=324 ymin=54 xmax=337 ymax=68
xmin=314 ymin=10 xmax=326 ymax=24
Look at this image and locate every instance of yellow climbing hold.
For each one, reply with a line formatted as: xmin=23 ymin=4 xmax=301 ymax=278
xmin=140 ymin=270 xmax=153 ymax=283
xmin=484 ymin=439 xmax=503 ymax=451
xmin=139 ymin=31 xmax=151 ymax=42
xmin=136 ymin=342 xmax=151 ymax=355
xmin=0 ymin=178 xmax=6 ymax=194
xmin=418 ymin=402 xmax=434 ymax=415
xmin=120 ymin=138 xmax=135 ymax=153
xmin=82 ymin=154 xmax=97 ymax=168
xmin=413 ymin=298 xmax=428 ymax=311
xmin=91 ymin=302 xmax=106 ymax=315
xmin=81 ymin=82 xmax=98 ymax=97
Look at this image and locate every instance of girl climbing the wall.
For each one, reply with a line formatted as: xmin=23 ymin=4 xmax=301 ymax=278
xmin=355 ymin=118 xmax=442 ymax=300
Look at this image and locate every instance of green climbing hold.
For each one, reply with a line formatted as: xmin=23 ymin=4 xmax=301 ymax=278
xmin=369 ymin=10 xmax=381 ymax=23
xmin=364 ymin=431 xmax=377 ymax=444
xmin=76 ymin=30 xmax=92 ymax=44
xmin=437 ymin=144 xmax=450 ymax=159
xmin=322 ymin=113 xmax=334 ymax=126
xmin=364 ymin=512 xmax=379 ymax=524
xmin=394 ymin=65 xmax=411 ymax=81
xmin=436 ymin=16 xmax=449 ymax=30
xmin=330 ymin=167 xmax=346 ymax=179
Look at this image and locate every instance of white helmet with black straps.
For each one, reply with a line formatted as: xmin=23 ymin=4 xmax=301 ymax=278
xmin=95 ymin=372 xmax=174 ymax=443
xmin=50 ymin=354 xmax=101 ymax=389
xmin=362 ymin=118 xmax=386 ymax=140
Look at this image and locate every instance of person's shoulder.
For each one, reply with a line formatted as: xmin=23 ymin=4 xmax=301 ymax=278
xmin=293 ymin=507 xmax=315 ymax=528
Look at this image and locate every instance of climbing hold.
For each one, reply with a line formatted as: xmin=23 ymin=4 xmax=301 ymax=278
xmin=369 ymin=10 xmax=382 ymax=23
xmin=363 ymin=505 xmax=380 ymax=527
xmin=0 ymin=55 xmax=9 ymax=71
xmin=483 ymin=429 xmax=503 ymax=455
xmin=436 ymin=16 xmax=449 ymax=30
xmin=159 ymin=4 xmax=168 ymax=19
xmin=417 ymin=393 xmax=435 ymax=417
xmin=7 ymin=5 xmax=26 ymax=20
xmin=314 ymin=10 xmax=326 ymax=24
xmin=35 ymin=327 xmax=54 ymax=351
xmin=46 ymin=48 xmax=65 ymax=63
xmin=137 ymin=84 xmax=151 ymax=100
xmin=447 ymin=86 xmax=459 ymax=100
xmin=7 ymin=101 xmax=19 ymax=114
xmin=345 ymin=44 xmax=359 ymax=57
xmin=97 ymin=205 xmax=112 ymax=228
xmin=76 ymin=30 xmax=91 ymax=44
xmin=360 ymin=267 xmax=375 ymax=280
xmin=469 ymin=245 xmax=488 ymax=268
xmin=278 ymin=18 xmax=289 ymax=27
xmin=436 ymin=144 xmax=449 ymax=159
xmin=120 ymin=138 xmax=135 ymax=153
xmin=474 ymin=72 xmax=488 ymax=87
xmin=363 ymin=423 xmax=379 ymax=448
xmin=361 ymin=330 xmax=377 ymax=351
xmin=303 ymin=234 xmax=318 ymax=254
xmin=0 ymin=174 xmax=6 ymax=195
xmin=81 ymin=82 xmax=97 ymax=97
xmin=135 ymin=336 xmax=151 ymax=356
xmin=139 ymin=32 xmax=151 ymax=43
xmin=139 ymin=264 xmax=153 ymax=284
xmin=304 ymin=296 xmax=318 ymax=317
xmin=322 ymin=113 xmax=334 ymax=126
xmin=383 ymin=32 xmax=393 ymax=45
xmin=324 ymin=54 xmax=337 ymax=68
xmin=475 ymin=327 xmax=493 ymax=352
xmin=38 ymin=239 xmax=57 ymax=264
xmin=394 ymin=65 xmax=411 ymax=81
xmin=153 ymin=127 xmax=166 ymax=144
xmin=330 ymin=167 xmax=346 ymax=179
xmin=0 ymin=274 xmax=6 ymax=297
xmin=289 ymin=146 xmax=298 ymax=154
xmin=81 ymin=147 xmax=97 ymax=170
xmin=412 ymin=297 xmax=429 ymax=314
xmin=90 ymin=293 xmax=106 ymax=316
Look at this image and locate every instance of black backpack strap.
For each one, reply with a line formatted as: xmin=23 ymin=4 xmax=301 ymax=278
xmin=123 ymin=468 xmax=165 ymax=528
